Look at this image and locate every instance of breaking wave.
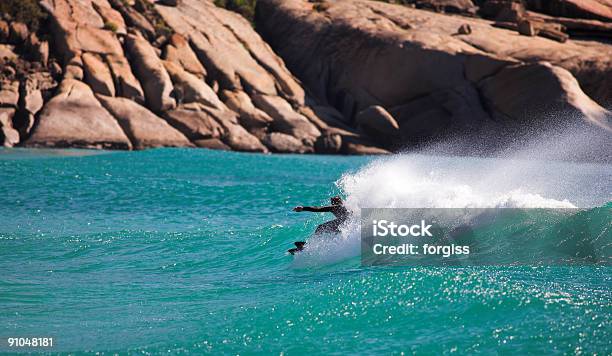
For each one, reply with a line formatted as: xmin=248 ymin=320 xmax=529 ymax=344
xmin=292 ymin=154 xmax=611 ymax=267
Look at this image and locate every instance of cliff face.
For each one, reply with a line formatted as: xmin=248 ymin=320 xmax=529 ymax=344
xmin=1 ymin=0 xmax=611 ymax=157
xmin=256 ymin=0 xmax=611 ymax=153
xmin=1 ymin=0 xmax=379 ymax=154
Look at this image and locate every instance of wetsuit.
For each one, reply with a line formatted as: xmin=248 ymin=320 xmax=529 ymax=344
xmin=300 ymin=205 xmax=349 ymax=234
xmin=289 ymin=204 xmax=350 ymax=254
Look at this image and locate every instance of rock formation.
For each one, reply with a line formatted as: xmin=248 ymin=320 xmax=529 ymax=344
xmin=0 ymin=0 xmax=609 ymax=158
xmin=28 ymin=79 xmax=132 ymax=149
xmin=524 ymin=0 xmax=612 ymax=22
xmin=256 ymin=0 xmax=611 ymax=154
xmin=96 ymin=94 xmax=192 ymax=149
xmin=1 ymin=0 xmax=385 ymax=154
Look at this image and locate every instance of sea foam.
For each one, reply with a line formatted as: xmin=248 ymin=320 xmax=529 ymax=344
xmin=292 ymin=153 xmax=579 ymax=267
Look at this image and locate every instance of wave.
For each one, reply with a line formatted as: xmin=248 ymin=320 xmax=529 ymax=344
xmin=339 ymin=155 xmax=576 ymax=210
xmin=292 ymin=154 xmax=610 ymax=267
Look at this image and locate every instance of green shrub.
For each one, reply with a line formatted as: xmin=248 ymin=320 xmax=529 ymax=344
xmin=154 ymin=22 xmax=172 ymax=38
xmin=214 ymin=0 xmax=257 ymax=23
xmin=313 ymin=2 xmax=330 ymax=12
xmin=103 ymin=21 xmax=118 ymax=32
xmin=0 ymin=0 xmax=46 ymax=32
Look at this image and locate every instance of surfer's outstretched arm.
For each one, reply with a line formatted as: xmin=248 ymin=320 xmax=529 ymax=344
xmin=293 ymin=206 xmax=334 ymax=213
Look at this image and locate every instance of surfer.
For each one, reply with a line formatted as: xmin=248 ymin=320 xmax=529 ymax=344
xmin=287 ymin=196 xmax=349 ymax=255
xmin=293 ymin=196 xmax=349 ymax=234
xmin=288 ymin=196 xmax=349 ymax=255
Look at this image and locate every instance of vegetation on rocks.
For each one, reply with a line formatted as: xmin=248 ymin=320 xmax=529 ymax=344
xmin=0 ymin=0 xmax=46 ymax=32
xmin=104 ymin=21 xmax=119 ymax=33
xmin=313 ymin=1 xmax=331 ymax=12
xmin=214 ymin=0 xmax=257 ymax=22
xmin=134 ymin=0 xmax=174 ymax=38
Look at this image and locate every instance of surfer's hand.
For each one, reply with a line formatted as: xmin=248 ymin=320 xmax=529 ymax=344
xmin=293 ymin=206 xmax=303 ymax=212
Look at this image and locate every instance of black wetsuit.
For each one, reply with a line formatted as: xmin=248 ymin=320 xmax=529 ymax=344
xmin=301 ymin=205 xmax=349 ymax=234
xmin=289 ymin=204 xmax=350 ymax=254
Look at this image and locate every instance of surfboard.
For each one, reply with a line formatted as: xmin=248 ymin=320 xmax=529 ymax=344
xmin=288 ymin=241 xmax=306 ymax=255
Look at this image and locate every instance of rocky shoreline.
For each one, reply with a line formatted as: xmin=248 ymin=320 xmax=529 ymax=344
xmin=1 ymin=0 xmax=610 ymax=156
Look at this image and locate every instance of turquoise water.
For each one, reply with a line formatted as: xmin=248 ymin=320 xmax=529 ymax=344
xmin=0 ymin=148 xmax=610 ymax=354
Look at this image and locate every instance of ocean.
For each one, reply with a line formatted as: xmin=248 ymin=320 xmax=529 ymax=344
xmin=0 ymin=148 xmax=610 ymax=354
